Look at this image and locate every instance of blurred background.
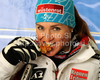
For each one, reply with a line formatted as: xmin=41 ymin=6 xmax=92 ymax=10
xmin=0 ymin=0 xmax=100 ymax=51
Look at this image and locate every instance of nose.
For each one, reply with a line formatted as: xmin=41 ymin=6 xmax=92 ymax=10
xmin=41 ymin=30 xmax=54 ymax=42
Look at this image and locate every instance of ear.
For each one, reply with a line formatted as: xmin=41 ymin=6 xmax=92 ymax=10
xmin=71 ymin=28 xmax=73 ymax=33
xmin=69 ymin=27 xmax=73 ymax=33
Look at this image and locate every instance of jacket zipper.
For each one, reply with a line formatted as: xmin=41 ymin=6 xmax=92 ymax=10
xmin=55 ymin=68 xmax=59 ymax=80
xmin=46 ymin=57 xmax=59 ymax=80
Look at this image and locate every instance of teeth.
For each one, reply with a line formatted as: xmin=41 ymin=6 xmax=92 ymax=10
xmin=46 ymin=42 xmax=55 ymax=47
xmin=46 ymin=42 xmax=52 ymax=45
xmin=50 ymin=44 xmax=54 ymax=47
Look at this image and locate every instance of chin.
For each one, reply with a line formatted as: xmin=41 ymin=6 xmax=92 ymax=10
xmin=45 ymin=49 xmax=59 ymax=57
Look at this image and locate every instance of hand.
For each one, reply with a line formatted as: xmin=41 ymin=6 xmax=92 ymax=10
xmin=2 ymin=37 xmax=41 ymax=65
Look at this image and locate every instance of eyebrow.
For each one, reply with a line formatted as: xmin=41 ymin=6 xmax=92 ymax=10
xmin=36 ymin=23 xmax=63 ymax=27
xmin=51 ymin=24 xmax=63 ymax=27
xmin=36 ymin=24 xmax=44 ymax=27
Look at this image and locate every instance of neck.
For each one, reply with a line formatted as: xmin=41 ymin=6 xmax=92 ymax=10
xmin=63 ymin=45 xmax=71 ymax=52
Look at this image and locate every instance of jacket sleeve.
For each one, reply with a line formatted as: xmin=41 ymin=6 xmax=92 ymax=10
xmin=11 ymin=66 xmax=26 ymax=80
xmin=0 ymin=52 xmax=24 ymax=80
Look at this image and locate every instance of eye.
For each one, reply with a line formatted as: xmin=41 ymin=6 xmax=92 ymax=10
xmin=38 ymin=26 xmax=44 ymax=30
xmin=53 ymin=27 xmax=61 ymax=31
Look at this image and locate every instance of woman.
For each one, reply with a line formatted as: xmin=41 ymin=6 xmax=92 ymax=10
xmin=0 ymin=0 xmax=99 ymax=80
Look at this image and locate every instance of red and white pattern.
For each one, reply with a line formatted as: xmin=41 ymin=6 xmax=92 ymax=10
xmin=70 ymin=68 xmax=88 ymax=80
xmin=36 ymin=4 xmax=64 ymax=14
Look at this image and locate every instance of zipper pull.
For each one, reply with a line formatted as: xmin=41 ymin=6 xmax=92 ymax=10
xmin=55 ymin=68 xmax=59 ymax=80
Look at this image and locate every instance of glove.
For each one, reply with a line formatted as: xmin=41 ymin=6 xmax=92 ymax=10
xmin=2 ymin=37 xmax=41 ymax=65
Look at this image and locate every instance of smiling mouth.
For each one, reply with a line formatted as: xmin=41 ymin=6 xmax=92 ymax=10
xmin=39 ymin=42 xmax=56 ymax=54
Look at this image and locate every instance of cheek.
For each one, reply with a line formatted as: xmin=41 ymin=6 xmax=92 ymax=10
xmin=63 ymin=33 xmax=71 ymax=43
xmin=54 ymin=33 xmax=71 ymax=46
xmin=36 ymin=30 xmax=42 ymax=40
xmin=55 ymin=32 xmax=71 ymax=41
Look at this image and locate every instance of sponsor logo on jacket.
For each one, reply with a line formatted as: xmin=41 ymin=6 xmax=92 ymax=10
xmin=30 ymin=68 xmax=46 ymax=80
xmin=70 ymin=68 xmax=88 ymax=80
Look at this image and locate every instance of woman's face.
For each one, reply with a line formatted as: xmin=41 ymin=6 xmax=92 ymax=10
xmin=36 ymin=22 xmax=73 ymax=57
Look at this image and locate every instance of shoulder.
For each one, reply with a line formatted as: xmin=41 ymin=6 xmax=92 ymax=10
xmin=92 ymin=50 xmax=100 ymax=60
xmin=88 ymin=38 xmax=100 ymax=60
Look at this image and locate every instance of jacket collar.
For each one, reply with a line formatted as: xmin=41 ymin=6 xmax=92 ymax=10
xmin=58 ymin=35 xmax=97 ymax=69
xmin=53 ymin=35 xmax=93 ymax=60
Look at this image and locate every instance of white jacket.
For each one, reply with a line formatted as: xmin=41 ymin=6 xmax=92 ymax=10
xmin=0 ymin=38 xmax=99 ymax=80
